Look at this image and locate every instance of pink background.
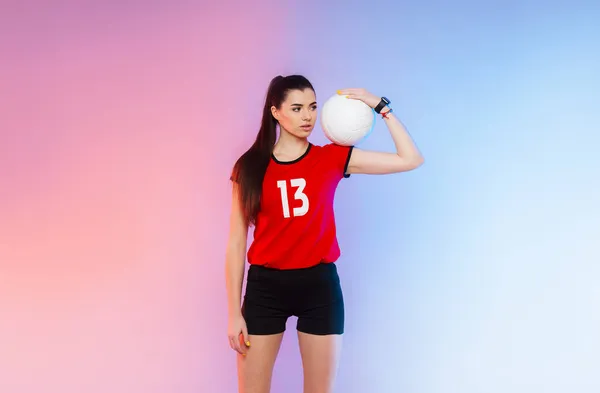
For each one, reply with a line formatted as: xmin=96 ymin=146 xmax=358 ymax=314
xmin=2 ymin=1 xmax=599 ymax=392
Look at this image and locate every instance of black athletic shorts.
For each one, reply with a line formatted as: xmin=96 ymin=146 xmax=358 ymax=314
xmin=241 ymin=262 xmax=344 ymax=336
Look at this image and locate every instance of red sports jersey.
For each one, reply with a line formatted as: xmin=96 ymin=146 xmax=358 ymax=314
xmin=247 ymin=143 xmax=353 ymax=270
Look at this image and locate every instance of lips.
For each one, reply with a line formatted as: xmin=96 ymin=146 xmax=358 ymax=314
xmin=301 ymin=124 xmax=312 ymax=129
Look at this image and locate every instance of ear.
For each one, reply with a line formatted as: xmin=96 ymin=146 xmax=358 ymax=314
xmin=271 ymin=105 xmax=280 ymax=121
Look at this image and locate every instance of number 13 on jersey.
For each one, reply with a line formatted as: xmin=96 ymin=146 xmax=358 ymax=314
xmin=277 ymin=178 xmax=309 ymax=218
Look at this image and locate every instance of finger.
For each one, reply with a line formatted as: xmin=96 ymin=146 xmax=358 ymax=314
xmin=336 ymin=92 xmax=361 ymax=101
xmin=242 ymin=326 xmax=250 ymax=348
xmin=337 ymin=88 xmax=359 ymax=95
xmin=232 ymin=340 xmax=243 ymax=354
xmin=236 ymin=333 xmax=248 ymax=354
xmin=229 ymin=333 xmax=245 ymax=355
xmin=338 ymin=89 xmax=364 ymax=99
xmin=340 ymin=93 xmax=361 ymax=101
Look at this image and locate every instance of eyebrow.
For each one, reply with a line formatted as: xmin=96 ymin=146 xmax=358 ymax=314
xmin=291 ymin=101 xmax=317 ymax=107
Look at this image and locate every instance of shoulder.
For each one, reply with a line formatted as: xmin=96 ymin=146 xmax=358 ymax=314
xmin=310 ymin=142 xmax=354 ymax=178
xmin=311 ymin=142 xmax=353 ymax=156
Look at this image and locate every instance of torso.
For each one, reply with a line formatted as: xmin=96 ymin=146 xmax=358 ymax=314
xmin=247 ymin=142 xmax=353 ymax=270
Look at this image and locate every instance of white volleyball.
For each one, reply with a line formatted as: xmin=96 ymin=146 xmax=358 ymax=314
xmin=320 ymin=94 xmax=375 ymax=146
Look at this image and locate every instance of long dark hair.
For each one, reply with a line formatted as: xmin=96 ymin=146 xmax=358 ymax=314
xmin=231 ymin=75 xmax=315 ymax=226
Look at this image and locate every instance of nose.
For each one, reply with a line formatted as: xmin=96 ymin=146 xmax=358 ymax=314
xmin=302 ymin=110 xmax=312 ymax=121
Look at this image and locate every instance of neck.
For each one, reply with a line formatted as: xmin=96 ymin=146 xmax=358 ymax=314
xmin=274 ymin=130 xmax=309 ymax=155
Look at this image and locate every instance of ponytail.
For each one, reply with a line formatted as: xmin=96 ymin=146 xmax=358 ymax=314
xmin=231 ymin=74 xmax=314 ymax=226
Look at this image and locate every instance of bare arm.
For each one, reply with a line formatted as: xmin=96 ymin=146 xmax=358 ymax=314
xmin=337 ymin=88 xmax=424 ymax=175
xmin=347 ymin=108 xmax=424 ymax=175
xmin=225 ymin=182 xmax=248 ymax=318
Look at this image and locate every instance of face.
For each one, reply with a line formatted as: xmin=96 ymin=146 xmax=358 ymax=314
xmin=271 ymin=88 xmax=317 ymax=138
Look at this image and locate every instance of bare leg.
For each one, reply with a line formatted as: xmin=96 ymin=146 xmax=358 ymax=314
xmin=237 ymin=333 xmax=285 ymax=393
xmin=297 ymin=332 xmax=343 ymax=393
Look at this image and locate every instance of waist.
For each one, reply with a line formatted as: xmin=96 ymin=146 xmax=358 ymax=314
xmin=248 ymin=261 xmax=337 ymax=279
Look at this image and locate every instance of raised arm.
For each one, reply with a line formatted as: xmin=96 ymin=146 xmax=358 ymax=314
xmin=337 ymin=88 xmax=424 ymax=175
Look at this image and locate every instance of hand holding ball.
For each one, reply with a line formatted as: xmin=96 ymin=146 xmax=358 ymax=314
xmin=321 ymin=94 xmax=375 ymax=146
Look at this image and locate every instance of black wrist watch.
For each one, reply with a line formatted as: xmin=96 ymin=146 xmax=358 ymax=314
xmin=374 ymin=97 xmax=391 ymax=113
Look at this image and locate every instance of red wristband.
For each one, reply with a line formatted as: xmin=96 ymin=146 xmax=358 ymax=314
xmin=381 ymin=108 xmax=393 ymax=119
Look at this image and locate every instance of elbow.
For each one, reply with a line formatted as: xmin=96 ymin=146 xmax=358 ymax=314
xmin=225 ymin=240 xmax=246 ymax=266
xmin=413 ymin=155 xmax=424 ymax=169
xmin=400 ymin=155 xmax=424 ymax=171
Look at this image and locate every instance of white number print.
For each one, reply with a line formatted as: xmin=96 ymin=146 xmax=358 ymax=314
xmin=276 ymin=178 xmax=309 ymax=218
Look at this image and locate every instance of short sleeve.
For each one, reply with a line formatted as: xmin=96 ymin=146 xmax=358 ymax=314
xmin=322 ymin=143 xmax=354 ymax=179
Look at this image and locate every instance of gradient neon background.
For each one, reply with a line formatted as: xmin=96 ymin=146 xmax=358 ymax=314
xmin=1 ymin=1 xmax=599 ymax=392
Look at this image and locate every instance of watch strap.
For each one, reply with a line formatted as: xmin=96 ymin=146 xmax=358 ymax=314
xmin=374 ymin=97 xmax=391 ymax=113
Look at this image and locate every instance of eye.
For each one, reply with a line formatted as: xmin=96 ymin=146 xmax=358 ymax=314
xmin=292 ymin=108 xmax=301 ymax=112
xmin=310 ymin=105 xmax=317 ymax=111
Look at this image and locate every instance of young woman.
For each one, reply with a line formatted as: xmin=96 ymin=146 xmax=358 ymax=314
xmin=226 ymin=75 xmax=423 ymax=393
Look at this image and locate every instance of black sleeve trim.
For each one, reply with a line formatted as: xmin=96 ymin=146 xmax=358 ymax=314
xmin=343 ymin=145 xmax=354 ymax=178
